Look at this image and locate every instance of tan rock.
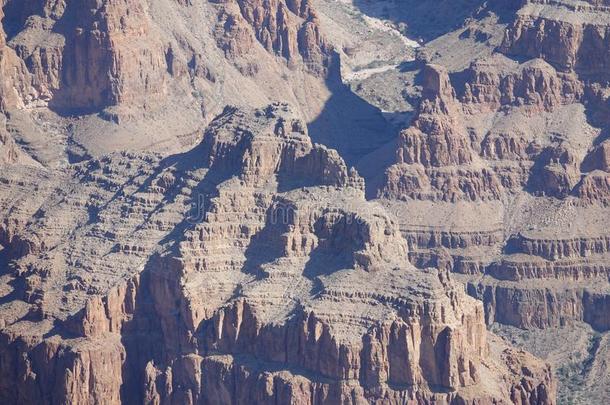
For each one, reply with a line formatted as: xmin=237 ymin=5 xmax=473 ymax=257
xmin=0 ymin=104 xmax=555 ymax=404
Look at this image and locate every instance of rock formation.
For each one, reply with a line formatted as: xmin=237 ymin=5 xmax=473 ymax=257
xmin=500 ymin=0 xmax=610 ymax=77
xmin=5 ymin=0 xmax=610 ymax=403
xmin=354 ymin=1 xmax=610 ymax=400
xmin=0 ymin=104 xmax=555 ymax=404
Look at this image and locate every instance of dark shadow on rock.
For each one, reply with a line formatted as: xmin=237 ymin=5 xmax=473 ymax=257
xmin=242 ymin=204 xmax=355 ymax=291
xmin=583 ymin=94 xmax=610 ymax=149
xmin=502 ymin=234 xmax=522 ymax=255
xmin=307 ymin=54 xmax=394 ymax=169
xmin=398 ymin=60 xmax=421 ymax=72
xmin=276 ymin=171 xmax=327 ymax=193
xmin=301 ymin=234 xmax=357 ymax=297
xmin=302 ymin=214 xmax=363 ymax=290
xmin=44 ymin=3 xmax=116 ymax=117
xmin=357 ymin=137 xmax=400 ymax=199
xmin=350 ymin=0 xmax=518 ymax=43
xmin=242 ymin=205 xmax=287 ymax=278
xmin=117 ymin=261 xmax=167 ymax=404
xmin=1 ymin=0 xmax=32 ymax=42
xmin=524 ymin=147 xmax=562 ymax=197
xmin=353 ymin=67 xmax=426 ymax=198
xmin=302 ymin=249 xmax=351 ymax=280
xmin=449 ymin=69 xmax=471 ymax=99
xmin=0 ymin=275 xmax=23 ymax=306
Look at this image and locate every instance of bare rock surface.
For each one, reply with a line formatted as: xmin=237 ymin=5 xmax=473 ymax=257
xmin=0 ymin=104 xmax=555 ymax=404
xmin=5 ymin=0 xmax=610 ymax=403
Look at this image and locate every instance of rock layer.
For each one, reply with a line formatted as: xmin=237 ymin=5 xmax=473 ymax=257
xmin=8 ymin=0 xmax=610 ymax=402
xmin=0 ymin=104 xmax=555 ymax=404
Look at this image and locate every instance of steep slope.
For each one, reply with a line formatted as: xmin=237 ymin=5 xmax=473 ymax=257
xmin=0 ymin=104 xmax=555 ymax=404
xmin=0 ymin=0 xmax=389 ymax=163
xmin=349 ymin=1 xmax=610 ymax=401
xmin=5 ymin=0 xmax=610 ymax=403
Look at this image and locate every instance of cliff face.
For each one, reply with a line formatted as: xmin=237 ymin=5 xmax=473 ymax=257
xmin=215 ymin=0 xmax=333 ymax=75
xmin=0 ymin=104 xmax=555 ymax=404
xmin=5 ymin=0 xmax=610 ymax=402
xmin=2 ymin=0 xmax=168 ymax=110
xmin=360 ymin=3 xmax=610 ymax=400
xmin=500 ymin=0 xmax=610 ymax=77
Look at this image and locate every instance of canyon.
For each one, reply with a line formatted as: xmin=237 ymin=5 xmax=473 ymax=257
xmin=1 ymin=0 xmax=610 ymax=404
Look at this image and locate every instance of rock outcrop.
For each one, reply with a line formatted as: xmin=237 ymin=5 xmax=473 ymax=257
xmin=500 ymin=0 xmax=610 ymax=77
xmin=8 ymin=0 xmax=610 ymax=401
xmin=215 ymin=0 xmax=333 ymax=75
xmin=380 ymin=64 xmax=508 ymax=202
xmin=3 ymin=0 xmax=169 ymax=110
xmin=0 ymin=104 xmax=555 ymax=404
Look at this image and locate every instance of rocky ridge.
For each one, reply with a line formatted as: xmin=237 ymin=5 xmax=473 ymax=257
xmin=0 ymin=104 xmax=554 ymax=404
xmin=354 ymin=1 xmax=610 ymax=400
xmin=4 ymin=0 xmax=610 ymax=403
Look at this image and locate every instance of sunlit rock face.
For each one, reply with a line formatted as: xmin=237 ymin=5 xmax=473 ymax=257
xmin=0 ymin=103 xmax=554 ymax=404
xmin=6 ymin=0 xmax=610 ymax=403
